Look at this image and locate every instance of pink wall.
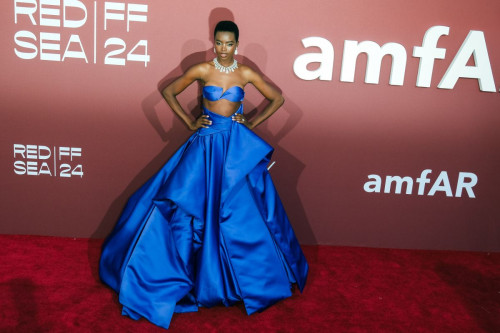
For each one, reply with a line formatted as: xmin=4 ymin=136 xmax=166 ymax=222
xmin=1 ymin=0 xmax=499 ymax=251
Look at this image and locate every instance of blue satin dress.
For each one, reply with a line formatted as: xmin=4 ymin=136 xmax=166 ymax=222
xmin=99 ymin=84 xmax=309 ymax=330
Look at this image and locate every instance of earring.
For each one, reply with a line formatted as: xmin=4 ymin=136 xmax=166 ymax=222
xmin=213 ymin=47 xmax=216 ymax=53
xmin=235 ymin=48 xmax=238 ymax=55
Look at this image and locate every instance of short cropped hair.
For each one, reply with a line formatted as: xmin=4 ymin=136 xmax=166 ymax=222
xmin=214 ymin=21 xmax=239 ymax=42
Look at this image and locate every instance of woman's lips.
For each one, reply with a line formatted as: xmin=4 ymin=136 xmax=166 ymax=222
xmin=220 ymin=53 xmax=227 ymax=57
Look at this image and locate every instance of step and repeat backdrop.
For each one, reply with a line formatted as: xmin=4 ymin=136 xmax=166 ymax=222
xmin=1 ymin=0 xmax=499 ymax=251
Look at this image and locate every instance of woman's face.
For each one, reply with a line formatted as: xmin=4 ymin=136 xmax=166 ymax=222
xmin=214 ymin=31 xmax=238 ymax=60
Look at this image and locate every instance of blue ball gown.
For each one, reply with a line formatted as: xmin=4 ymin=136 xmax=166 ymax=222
xmin=99 ymin=84 xmax=309 ymax=330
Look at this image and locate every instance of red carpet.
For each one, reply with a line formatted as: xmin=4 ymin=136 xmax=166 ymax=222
xmin=1 ymin=234 xmax=499 ymax=333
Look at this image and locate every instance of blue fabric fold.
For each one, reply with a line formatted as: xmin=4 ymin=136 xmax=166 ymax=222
xmin=202 ymin=85 xmax=245 ymax=102
xmin=99 ymin=104 xmax=309 ymax=330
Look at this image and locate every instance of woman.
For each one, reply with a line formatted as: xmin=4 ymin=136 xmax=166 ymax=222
xmin=99 ymin=20 xmax=309 ymax=330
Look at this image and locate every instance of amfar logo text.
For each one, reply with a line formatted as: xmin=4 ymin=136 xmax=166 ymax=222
xmin=294 ymin=26 xmax=498 ymax=92
xmin=363 ymin=170 xmax=477 ymax=198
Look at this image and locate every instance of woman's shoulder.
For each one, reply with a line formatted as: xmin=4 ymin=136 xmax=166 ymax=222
xmin=235 ymin=63 xmax=258 ymax=82
xmin=184 ymin=61 xmax=213 ymax=78
xmin=237 ymin=64 xmax=262 ymax=83
xmin=237 ymin=63 xmax=253 ymax=74
xmin=190 ymin=61 xmax=252 ymax=73
xmin=188 ymin=61 xmax=213 ymax=71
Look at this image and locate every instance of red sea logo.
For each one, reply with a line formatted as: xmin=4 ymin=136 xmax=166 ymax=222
xmin=13 ymin=0 xmax=150 ymax=66
xmin=13 ymin=144 xmax=83 ymax=178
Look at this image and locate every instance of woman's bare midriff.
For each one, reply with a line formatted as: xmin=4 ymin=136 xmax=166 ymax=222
xmin=203 ymin=98 xmax=242 ymax=117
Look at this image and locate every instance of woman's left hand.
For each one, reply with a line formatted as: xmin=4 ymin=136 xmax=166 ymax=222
xmin=232 ymin=114 xmax=253 ymax=129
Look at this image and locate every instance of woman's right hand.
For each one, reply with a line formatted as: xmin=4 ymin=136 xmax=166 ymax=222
xmin=189 ymin=115 xmax=212 ymax=131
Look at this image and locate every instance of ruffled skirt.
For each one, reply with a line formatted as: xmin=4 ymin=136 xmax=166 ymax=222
xmin=99 ymin=104 xmax=309 ymax=329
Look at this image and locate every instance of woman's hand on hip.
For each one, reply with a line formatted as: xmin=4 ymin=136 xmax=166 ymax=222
xmin=189 ymin=115 xmax=212 ymax=131
xmin=232 ymin=114 xmax=253 ymax=129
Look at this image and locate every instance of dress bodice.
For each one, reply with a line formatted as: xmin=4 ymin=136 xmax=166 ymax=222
xmin=203 ymin=85 xmax=245 ymax=102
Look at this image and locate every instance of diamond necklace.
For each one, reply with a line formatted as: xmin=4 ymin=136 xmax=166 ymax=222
xmin=213 ymin=57 xmax=238 ymax=74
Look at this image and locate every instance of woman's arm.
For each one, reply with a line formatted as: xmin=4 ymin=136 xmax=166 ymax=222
xmin=162 ymin=64 xmax=212 ymax=130
xmin=241 ymin=67 xmax=285 ymax=129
